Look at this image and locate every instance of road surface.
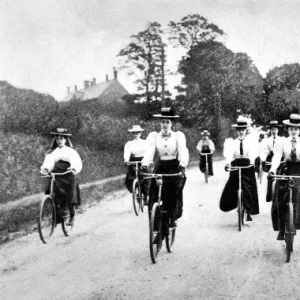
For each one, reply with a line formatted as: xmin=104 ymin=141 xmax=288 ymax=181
xmin=1 ymin=161 xmax=300 ymax=300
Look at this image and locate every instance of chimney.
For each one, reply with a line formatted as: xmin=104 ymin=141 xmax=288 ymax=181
xmin=67 ymin=86 xmax=70 ymax=94
xmin=75 ymin=85 xmax=77 ymax=92
xmin=113 ymin=67 xmax=117 ymax=80
xmin=106 ymin=75 xmax=109 ymax=82
xmin=84 ymin=80 xmax=90 ymax=89
xmin=93 ymin=78 xmax=96 ymax=85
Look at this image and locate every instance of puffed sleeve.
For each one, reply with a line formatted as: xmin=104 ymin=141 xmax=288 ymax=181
xmin=223 ymin=138 xmax=233 ymax=164
xmin=142 ymin=132 xmax=158 ymax=167
xmin=196 ymin=140 xmax=202 ymax=153
xmin=270 ymin=138 xmax=284 ymax=174
xmin=259 ymin=139 xmax=268 ymax=161
xmin=123 ymin=141 xmax=131 ymax=163
xmin=176 ymin=131 xmax=189 ymax=167
xmin=248 ymin=140 xmax=259 ymax=164
xmin=40 ymin=153 xmax=55 ymax=172
xmin=69 ymin=148 xmax=83 ymax=174
xmin=210 ymin=140 xmax=215 ymax=152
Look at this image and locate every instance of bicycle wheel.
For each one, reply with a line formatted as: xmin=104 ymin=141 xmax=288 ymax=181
xmin=204 ymin=166 xmax=208 ymax=183
xmin=166 ymin=216 xmax=176 ymax=253
xmin=150 ymin=203 xmax=162 ymax=263
xmin=285 ymin=203 xmax=295 ymax=263
xmin=38 ymin=196 xmax=56 ymax=244
xmin=238 ymin=190 xmax=243 ymax=231
xmin=259 ymin=164 xmax=263 ymax=184
xmin=61 ymin=207 xmax=74 ymax=236
xmin=132 ymin=179 xmax=141 ymax=216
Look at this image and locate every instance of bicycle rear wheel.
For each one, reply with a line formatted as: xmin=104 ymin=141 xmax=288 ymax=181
xmin=132 ymin=179 xmax=141 ymax=216
xmin=61 ymin=207 xmax=74 ymax=236
xmin=38 ymin=196 xmax=55 ymax=244
xmin=285 ymin=203 xmax=295 ymax=263
xmin=150 ymin=203 xmax=162 ymax=263
xmin=166 ymin=217 xmax=176 ymax=253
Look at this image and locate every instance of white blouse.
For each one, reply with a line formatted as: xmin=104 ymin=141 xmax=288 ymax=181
xmin=142 ymin=130 xmax=189 ymax=167
xmin=259 ymin=135 xmax=283 ymax=161
xmin=223 ymin=136 xmax=258 ymax=165
xmin=270 ymin=136 xmax=300 ymax=173
xmin=123 ymin=138 xmax=148 ymax=162
xmin=196 ymin=139 xmax=215 ymax=153
xmin=40 ymin=146 xmax=82 ymax=174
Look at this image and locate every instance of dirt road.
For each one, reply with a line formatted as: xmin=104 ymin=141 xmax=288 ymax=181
xmin=1 ymin=161 xmax=300 ymax=300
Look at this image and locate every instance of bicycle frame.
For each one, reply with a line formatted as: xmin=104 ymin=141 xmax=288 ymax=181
xmin=199 ymin=152 xmax=213 ymax=183
xmin=127 ymin=161 xmax=142 ymax=182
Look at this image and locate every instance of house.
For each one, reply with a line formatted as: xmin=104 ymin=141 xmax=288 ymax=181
xmin=62 ymin=68 xmax=128 ymax=103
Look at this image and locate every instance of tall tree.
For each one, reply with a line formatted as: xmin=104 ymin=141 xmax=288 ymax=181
xmin=168 ymin=14 xmax=225 ymax=50
xmin=117 ymin=22 xmax=168 ymax=103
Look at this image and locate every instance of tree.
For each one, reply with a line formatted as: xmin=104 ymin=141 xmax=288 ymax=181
xmin=168 ymin=14 xmax=225 ymax=50
xmin=118 ymin=22 xmax=168 ymax=103
xmin=175 ymin=41 xmax=263 ymax=147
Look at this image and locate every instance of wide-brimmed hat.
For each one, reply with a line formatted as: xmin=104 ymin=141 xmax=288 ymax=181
xmin=153 ymin=107 xmax=180 ymax=119
xmin=50 ymin=128 xmax=72 ymax=137
xmin=201 ymin=130 xmax=210 ymax=136
xmin=232 ymin=116 xmax=249 ymax=129
xmin=283 ymin=114 xmax=300 ymax=127
xmin=128 ymin=125 xmax=144 ymax=132
xmin=267 ymin=120 xmax=282 ymax=128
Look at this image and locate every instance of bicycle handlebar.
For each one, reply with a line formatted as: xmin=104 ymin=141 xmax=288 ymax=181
xmin=228 ymin=165 xmax=254 ymax=171
xmin=264 ymin=161 xmax=285 ymax=166
xmin=199 ymin=152 xmax=213 ymax=155
xmin=40 ymin=170 xmax=73 ymax=177
xmin=141 ymin=172 xmax=184 ymax=179
xmin=126 ymin=161 xmax=142 ymax=166
xmin=270 ymin=174 xmax=300 ymax=180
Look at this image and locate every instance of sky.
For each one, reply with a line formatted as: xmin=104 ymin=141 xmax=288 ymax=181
xmin=1 ymin=0 xmax=300 ymax=100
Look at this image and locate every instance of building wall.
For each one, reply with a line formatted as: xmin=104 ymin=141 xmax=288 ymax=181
xmin=97 ymin=81 xmax=128 ymax=104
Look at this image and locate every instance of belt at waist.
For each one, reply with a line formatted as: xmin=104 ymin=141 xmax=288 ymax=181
xmin=159 ymin=155 xmax=177 ymax=160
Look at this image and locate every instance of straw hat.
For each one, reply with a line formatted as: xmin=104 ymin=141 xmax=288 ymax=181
xmin=153 ymin=107 xmax=180 ymax=119
xmin=50 ymin=128 xmax=72 ymax=137
xmin=232 ymin=116 xmax=249 ymax=129
xmin=267 ymin=120 xmax=282 ymax=128
xmin=282 ymin=114 xmax=300 ymax=127
xmin=128 ymin=125 xmax=144 ymax=132
xmin=201 ymin=130 xmax=210 ymax=136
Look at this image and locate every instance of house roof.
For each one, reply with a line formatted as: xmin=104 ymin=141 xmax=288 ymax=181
xmin=61 ymin=79 xmax=128 ymax=102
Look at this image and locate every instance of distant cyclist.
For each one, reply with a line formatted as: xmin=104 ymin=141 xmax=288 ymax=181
xmin=196 ymin=130 xmax=215 ymax=176
xmin=142 ymin=107 xmax=189 ymax=227
xmin=124 ymin=125 xmax=149 ymax=203
xmin=40 ymin=128 xmax=82 ymax=226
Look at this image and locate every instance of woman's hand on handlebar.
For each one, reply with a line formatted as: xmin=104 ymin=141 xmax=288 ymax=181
xmin=41 ymin=168 xmax=49 ymax=175
xmin=224 ymin=164 xmax=230 ymax=172
xmin=268 ymin=171 xmax=275 ymax=181
xmin=67 ymin=167 xmax=76 ymax=175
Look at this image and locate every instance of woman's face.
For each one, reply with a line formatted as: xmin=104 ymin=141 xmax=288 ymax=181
xmin=160 ymin=118 xmax=172 ymax=132
xmin=270 ymin=127 xmax=278 ymax=136
xmin=288 ymin=126 xmax=300 ymax=138
xmin=131 ymin=132 xmax=141 ymax=140
xmin=56 ymin=135 xmax=66 ymax=148
xmin=237 ymin=128 xmax=246 ymax=139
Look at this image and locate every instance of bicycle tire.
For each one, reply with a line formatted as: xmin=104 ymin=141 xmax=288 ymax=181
xmin=205 ymin=166 xmax=208 ymax=183
xmin=150 ymin=203 xmax=162 ymax=263
xmin=238 ymin=189 xmax=243 ymax=231
xmin=38 ymin=196 xmax=56 ymax=244
xmin=166 ymin=217 xmax=176 ymax=253
xmin=285 ymin=203 xmax=294 ymax=263
xmin=259 ymin=164 xmax=263 ymax=184
xmin=132 ymin=179 xmax=141 ymax=216
xmin=61 ymin=207 xmax=74 ymax=236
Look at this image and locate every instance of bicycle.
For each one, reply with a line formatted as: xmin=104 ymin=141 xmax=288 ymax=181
xmin=199 ymin=152 xmax=213 ymax=183
xmin=38 ymin=170 xmax=74 ymax=244
xmin=270 ymin=174 xmax=300 ymax=263
xmin=142 ymin=172 xmax=183 ymax=264
xmin=127 ymin=161 xmax=144 ymax=216
xmin=228 ymin=164 xmax=254 ymax=231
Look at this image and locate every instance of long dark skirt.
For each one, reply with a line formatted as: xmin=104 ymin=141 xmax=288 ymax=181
xmin=124 ymin=156 xmax=150 ymax=196
xmin=148 ymin=159 xmax=186 ymax=220
xmin=254 ymin=156 xmax=261 ymax=173
xmin=199 ymin=145 xmax=213 ymax=176
xmin=45 ymin=160 xmax=81 ymax=217
xmin=220 ymin=158 xmax=259 ymax=215
xmin=271 ymin=161 xmax=300 ymax=231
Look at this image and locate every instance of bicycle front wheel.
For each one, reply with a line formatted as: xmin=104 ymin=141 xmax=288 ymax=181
xmin=132 ymin=179 xmax=141 ymax=216
xmin=259 ymin=164 xmax=263 ymax=184
xmin=166 ymin=217 xmax=176 ymax=253
xmin=204 ymin=166 xmax=208 ymax=183
xmin=150 ymin=203 xmax=162 ymax=263
xmin=38 ymin=196 xmax=56 ymax=244
xmin=285 ymin=203 xmax=295 ymax=263
xmin=61 ymin=207 xmax=74 ymax=237
xmin=238 ymin=190 xmax=243 ymax=231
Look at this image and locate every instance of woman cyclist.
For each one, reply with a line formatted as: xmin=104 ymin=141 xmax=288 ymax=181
xmin=124 ymin=125 xmax=149 ymax=203
xmin=196 ymin=130 xmax=215 ymax=176
xmin=269 ymin=114 xmax=300 ymax=240
xmin=141 ymin=107 xmax=189 ymax=227
xmin=220 ymin=116 xmax=260 ymax=221
xmin=40 ymin=128 xmax=82 ymax=226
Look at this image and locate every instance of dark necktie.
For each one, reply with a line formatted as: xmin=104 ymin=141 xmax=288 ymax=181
xmin=240 ymin=139 xmax=243 ymax=156
xmin=162 ymin=132 xmax=171 ymax=139
xmin=291 ymin=138 xmax=297 ymax=162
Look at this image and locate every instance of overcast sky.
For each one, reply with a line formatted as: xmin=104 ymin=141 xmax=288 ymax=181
xmin=1 ymin=0 xmax=300 ymax=100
